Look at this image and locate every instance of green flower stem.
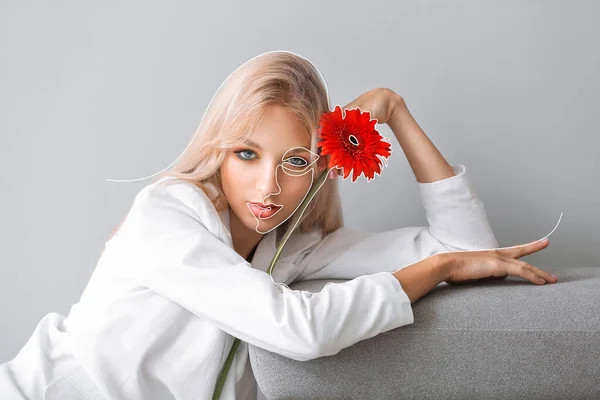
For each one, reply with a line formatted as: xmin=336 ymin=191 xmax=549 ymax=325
xmin=266 ymin=168 xmax=329 ymax=275
xmin=211 ymin=337 xmax=241 ymax=400
xmin=212 ymin=168 xmax=330 ymax=400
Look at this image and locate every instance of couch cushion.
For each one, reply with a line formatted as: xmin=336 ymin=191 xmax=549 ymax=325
xmin=249 ymin=266 xmax=600 ymax=399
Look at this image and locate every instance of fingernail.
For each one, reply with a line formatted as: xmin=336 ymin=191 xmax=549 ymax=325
xmin=551 ymin=273 xmax=558 ymax=278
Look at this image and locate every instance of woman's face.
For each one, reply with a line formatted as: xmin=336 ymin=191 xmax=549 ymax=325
xmin=220 ymin=104 xmax=320 ymax=235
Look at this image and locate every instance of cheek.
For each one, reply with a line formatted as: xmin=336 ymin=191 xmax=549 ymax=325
xmin=280 ymin=175 xmax=313 ymax=202
xmin=221 ymin=156 xmax=250 ymax=183
xmin=220 ymin=159 xmax=245 ymax=197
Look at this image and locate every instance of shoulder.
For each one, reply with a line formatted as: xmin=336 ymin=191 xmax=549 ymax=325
xmin=126 ymin=176 xmax=224 ymax=240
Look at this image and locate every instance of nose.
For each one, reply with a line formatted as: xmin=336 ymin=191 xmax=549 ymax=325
xmin=256 ymin=161 xmax=281 ymax=200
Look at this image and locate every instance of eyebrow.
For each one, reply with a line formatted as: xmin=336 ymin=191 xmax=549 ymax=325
xmin=243 ymin=139 xmax=311 ymax=154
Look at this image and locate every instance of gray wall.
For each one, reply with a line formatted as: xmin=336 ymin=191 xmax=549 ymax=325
xmin=1 ymin=0 xmax=597 ymax=384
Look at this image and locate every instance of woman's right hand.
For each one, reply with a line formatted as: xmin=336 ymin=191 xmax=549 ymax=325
xmin=443 ymin=239 xmax=558 ymax=285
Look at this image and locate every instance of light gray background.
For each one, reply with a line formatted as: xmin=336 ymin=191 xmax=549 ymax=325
xmin=1 ymin=2 xmax=598 ymax=398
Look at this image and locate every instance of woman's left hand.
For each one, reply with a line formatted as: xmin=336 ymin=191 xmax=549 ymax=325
xmin=342 ymin=87 xmax=405 ymax=126
xmin=323 ymin=88 xmax=405 ymax=178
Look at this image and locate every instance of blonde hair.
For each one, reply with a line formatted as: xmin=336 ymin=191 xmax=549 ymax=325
xmin=143 ymin=51 xmax=344 ymax=238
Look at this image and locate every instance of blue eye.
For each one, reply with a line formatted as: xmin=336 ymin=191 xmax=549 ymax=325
xmin=286 ymin=157 xmax=308 ymax=168
xmin=234 ymin=150 xmax=256 ymax=161
xmin=233 ymin=149 xmax=308 ymax=168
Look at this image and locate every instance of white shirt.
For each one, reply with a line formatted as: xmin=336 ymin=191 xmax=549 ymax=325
xmin=0 ymin=164 xmax=498 ymax=400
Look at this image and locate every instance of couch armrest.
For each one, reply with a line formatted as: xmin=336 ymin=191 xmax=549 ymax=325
xmin=249 ymin=266 xmax=600 ymax=399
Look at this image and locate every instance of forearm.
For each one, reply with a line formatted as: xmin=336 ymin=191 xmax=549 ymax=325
xmin=393 ymin=254 xmax=451 ymax=304
xmin=387 ymin=97 xmax=456 ymax=184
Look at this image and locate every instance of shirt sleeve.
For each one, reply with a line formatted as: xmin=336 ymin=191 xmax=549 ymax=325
xmin=113 ymin=179 xmax=414 ymax=362
xmin=296 ymin=164 xmax=499 ymax=281
xmin=418 ymin=164 xmax=498 ymax=251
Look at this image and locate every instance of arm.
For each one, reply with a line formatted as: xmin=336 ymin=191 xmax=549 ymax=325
xmin=296 ymin=164 xmax=497 ymax=282
xmin=295 ymin=96 xmax=498 ymax=283
xmin=389 ymin=96 xmax=499 ymax=251
xmin=393 ymin=253 xmax=451 ymax=304
xmin=387 ymin=96 xmax=456 ymax=184
xmin=113 ymin=180 xmax=414 ymax=362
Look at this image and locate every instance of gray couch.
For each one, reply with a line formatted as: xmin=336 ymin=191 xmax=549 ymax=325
xmin=249 ymin=266 xmax=600 ymax=399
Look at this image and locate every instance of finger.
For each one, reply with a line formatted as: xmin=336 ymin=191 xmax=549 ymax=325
xmin=502 ymin=256 xmax=546 ymax=285
xmin=326 ymin=168 xmax=342 ymax=179
xmin=499 ymin=239 xmax=549 ymax=259
xmin=518 ymin=261 xmax=558 ymax=283
xmin=341 ymin=102 xmax=355 ymax=112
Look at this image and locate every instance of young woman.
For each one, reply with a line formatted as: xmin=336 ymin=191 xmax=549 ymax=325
xmin=0 ymin=51 xmax=556 ymax=400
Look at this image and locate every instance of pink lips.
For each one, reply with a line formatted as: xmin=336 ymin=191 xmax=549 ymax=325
xmin=251 ymin=202 xmax=279 ymax=209
xmin=248 ymin=202 xmax=282 ymax=218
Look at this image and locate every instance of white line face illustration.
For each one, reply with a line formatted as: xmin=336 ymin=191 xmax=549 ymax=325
xmin=220 ymin=104 xmax=322 ymax=235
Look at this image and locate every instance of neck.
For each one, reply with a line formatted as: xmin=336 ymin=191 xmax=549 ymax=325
xmin=228 ymin=206 xmax=264 ymax=261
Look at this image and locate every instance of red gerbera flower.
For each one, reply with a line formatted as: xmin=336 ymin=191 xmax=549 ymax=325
xmin=318 ymin=105 xmax=392 ymax=182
